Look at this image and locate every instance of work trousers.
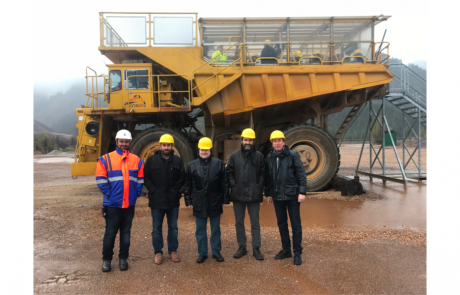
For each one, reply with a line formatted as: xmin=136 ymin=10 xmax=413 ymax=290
xmin=102 ymin=206 xmax=135 ymax=261
xmin=273 ymin=200 xmax=303 ymax=255
xmin=151 ymin=207 xmax=179 ymax=255
xmin=195 ymin=215 xmax=222 ymax=256
xmin=233 ymin=202 xmax=261 ymax=248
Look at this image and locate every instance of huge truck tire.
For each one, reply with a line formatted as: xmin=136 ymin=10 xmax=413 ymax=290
xmin=266 ymin=123 xmax=340 ymax=192
xmin=130 ymin=126 xmax=196 ymax=168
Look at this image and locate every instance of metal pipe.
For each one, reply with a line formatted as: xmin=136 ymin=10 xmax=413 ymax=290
xmin=418 ymin=108 xmax=422 ymax=178
xmin=383 ymin=114 xmax=407 ymax=184
xmin=382 ymin=98 xmax=386 ymax=177
xmin=355 ymin=103 xmax=371 ymax=174
xmin=403 ymin=112 xmax=405 ymax=168
xmin=404 ymin=145 xmax=419 ymax=170
xmin=369 ymin=100 xmax=372 ymax=177
xmin=371 ymin=144 xmax=383 ymax=169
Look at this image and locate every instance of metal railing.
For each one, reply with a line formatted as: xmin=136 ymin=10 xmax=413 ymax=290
xmin=85 ymin=67 xmax=106 ymax=109
xmin=220 ymin=42 xmax=390 ymax=67
xmin=389 ymin=64 xmax=426 ymax=108
xmin=100 ymin=12 xmax=198 ymax=47
xmin=124 ymin=74 xmax=192 ymax=112
xmin=191 ymin=38 xmax=243 ymax=98
xmin=102 ymin=18 xmax=128 ymax=47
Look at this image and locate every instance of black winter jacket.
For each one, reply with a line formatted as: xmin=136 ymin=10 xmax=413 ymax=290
xmin=184 ymin=156 xmax=229 ymax=218
xmin=265 ymin=146 xmax=307 ymax=201
xmin=260 ymin=46 xmax=278 ymax=64
xmin=226 ymin=145 xmax=266 ymax=203
xmin=144 ymin=150 xmax=185 ymax=209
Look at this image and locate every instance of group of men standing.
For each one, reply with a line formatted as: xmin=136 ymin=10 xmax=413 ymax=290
xmin=96 ymin=128 xmax=307 ymax=272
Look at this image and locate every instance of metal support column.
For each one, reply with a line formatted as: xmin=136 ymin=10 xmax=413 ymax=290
xmin=356 ymin=96 xmax=423 ymax=187
xmin=418 ymin=108 xmax=422 ymax=180
xmin=382 ymin=96 xmax=386 ymax=182
xmin=402 ymin=112 xmax=405 ymax=167
xmin=369 ymin=100 xmax=373 ymax=179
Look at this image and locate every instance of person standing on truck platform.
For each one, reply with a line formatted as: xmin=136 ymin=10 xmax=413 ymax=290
xmin=265 ymin=130 xmax=307 ymax=266
xmin=260 ymin=39 xmax=278 ymax=64
xmin=353 ymin=49 xmax=365 ymax=64
xmin=96 ymin=130 xmax=144 ymax=272
xmin=294 ymin=51 xmax=303 ymax=62
xmin=143 ymin=134 xmax=185 ymax=265
xmin=226 ymin=128 xmax=266 ymax=261
xmin=212 ymin=45 xmax=228 ymax=63
xmin=184 ymin=137 xmax=229 ymax=264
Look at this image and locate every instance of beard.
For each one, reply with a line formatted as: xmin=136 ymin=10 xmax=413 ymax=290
xmin=244 ymin=144 xmax=252 ymax=150
xmin=161 ymin=149 xmax=170 ymax=156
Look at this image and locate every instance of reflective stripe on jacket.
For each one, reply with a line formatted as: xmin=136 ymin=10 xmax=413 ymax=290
xmin=95 ymin=147 xmax=144 ymax=208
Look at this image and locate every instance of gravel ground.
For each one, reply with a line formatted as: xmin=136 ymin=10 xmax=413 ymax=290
xmin=34 ymin=148 xmax=426 ymax=294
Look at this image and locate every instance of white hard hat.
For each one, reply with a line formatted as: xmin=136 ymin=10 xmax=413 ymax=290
xmin=116 ymin=129 xmax=132 ymax=140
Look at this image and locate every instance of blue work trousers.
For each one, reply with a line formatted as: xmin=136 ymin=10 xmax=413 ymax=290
xmin=194 ymin=215 xmax=222 ymax=256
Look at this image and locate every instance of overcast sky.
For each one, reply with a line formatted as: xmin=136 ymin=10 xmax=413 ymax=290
xmin=34 ymin=0 xmax=426 ymax=96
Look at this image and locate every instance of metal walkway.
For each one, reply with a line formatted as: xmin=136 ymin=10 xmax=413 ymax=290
xmin=355 ymin=63 xmax=427 ymax=187
xmin=386 ymin=64 xmax=426 ymax=126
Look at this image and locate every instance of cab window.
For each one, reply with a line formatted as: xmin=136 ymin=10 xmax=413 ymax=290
xmin=124 ymin=69 xmax=149 ymax=90
xmin=110 ymin=70 xmax=122 ymax=92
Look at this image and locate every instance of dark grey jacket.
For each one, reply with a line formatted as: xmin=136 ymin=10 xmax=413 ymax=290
xmin=226 ymin=145 xmax=265 ymax=203
xmin=265 ymin=146 xmax=307 ymax=201
xmin=144 ymin=150 xmax=185 ymax=209
xmin=184 ymin=156 xmax=229 ymax=218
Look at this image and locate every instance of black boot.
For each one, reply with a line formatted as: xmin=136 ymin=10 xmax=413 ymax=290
xmin=196 ymin=255 xmax=208 ymax=263
xmin=102 ymin=260 xmax=111 ymax=272
xmin=233 ymin=245 xmax=248 ymax=258
xmin=294 ymin=254 xmax=302 ymax=265
xmin=212 ymin=253 xmax=225 ymax=262
xmin=253 ymin=247 xmax=264 ymax=260
xmin=275 ymin=249 xmax=292 ymax=260
xmin=119 ymin=258 xmax=128 ymax=271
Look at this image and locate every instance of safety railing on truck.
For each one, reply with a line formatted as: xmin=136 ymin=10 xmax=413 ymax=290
xmin=99 ymin=12 xmax=199 ymax=47
xmin=191 ymin=37 xmax=243 ymax=98
xmin=206 ymin=41 xmax=390 ymax=67
xmin=125 ymin=74 xmax=193 ymax=112
xmin=85 ymin=67 xmax=106 ymax=109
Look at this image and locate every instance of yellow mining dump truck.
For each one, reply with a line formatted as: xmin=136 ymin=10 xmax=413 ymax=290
xmin=71 ymin=12 xmax=393 ymax=191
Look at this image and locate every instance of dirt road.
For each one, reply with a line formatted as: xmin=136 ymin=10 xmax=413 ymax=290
xmin=34 ymin=147 xmax=426 ymax=294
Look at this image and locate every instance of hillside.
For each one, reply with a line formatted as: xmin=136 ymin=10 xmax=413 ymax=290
xmin=34 ymin=119 xmax=57 ymax=134
xmin=34 ymin=81 xmax=107 ymax=134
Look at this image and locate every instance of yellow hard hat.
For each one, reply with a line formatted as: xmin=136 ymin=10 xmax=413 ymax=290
xmin=270 ymin=130 xmax=285 ymax=142
xmin=295 ymin=50 xmax=302 ymax=57
xmin=264 ymin=39 xmax=271 ymax=45
xmin=241 ymin=128 xmax=256 ymax=139
xmin=159 ymin=134 xmax=174 ymax=146
xmin=313 ymin=50 xmax=321 ymax=55
xmin=251 ymin=53 xmax=259 ymax=57
xmin=353 ymin=49 xmax=361 ymax=54
xmin=198 ymin=137 xmax=213 ymax=150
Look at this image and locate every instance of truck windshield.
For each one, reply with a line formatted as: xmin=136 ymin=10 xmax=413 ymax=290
xmin=125 ymin=69 xmax=149 ymax=89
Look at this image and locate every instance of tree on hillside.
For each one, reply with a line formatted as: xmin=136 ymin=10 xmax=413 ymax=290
xmin=34 ymin=134 xmax=59 ymax=153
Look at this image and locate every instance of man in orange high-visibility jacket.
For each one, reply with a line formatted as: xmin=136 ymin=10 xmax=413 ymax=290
xmin=95 ymin=129 xmax=144 ymax=272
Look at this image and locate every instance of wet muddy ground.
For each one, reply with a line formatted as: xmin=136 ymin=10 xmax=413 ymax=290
xmin=34 ymin=144 xmax=426 ymax=294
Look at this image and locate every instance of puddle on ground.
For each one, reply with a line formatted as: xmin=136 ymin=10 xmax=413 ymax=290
xmin=179 ymin=178 xmax=426 ymax=231
xmin=34 ymin=157 xmax=74 ymax=164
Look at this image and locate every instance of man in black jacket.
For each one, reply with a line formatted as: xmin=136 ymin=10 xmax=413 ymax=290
xmin=265 ymin=130 xmax=307 ymax=266
xmin=260 ymin=39 xmax=278 ymax=64
xmin=184 ymin=137 xmax=229 ymax=263
xmin=144 ymin=134 xmax=185 ymax=265
xmin=226 ymin=128 xmax=265 ymax=260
